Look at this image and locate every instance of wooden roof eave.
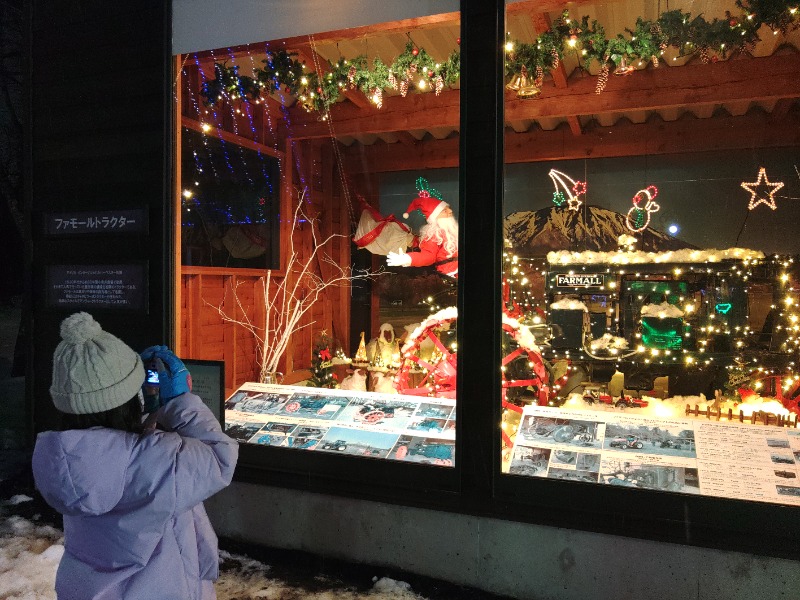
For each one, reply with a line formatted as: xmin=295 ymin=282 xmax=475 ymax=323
xmin=342 ymin=107 xmax=800 ymax=173
xmin=287 ymin=52 xmax=800 ymax=139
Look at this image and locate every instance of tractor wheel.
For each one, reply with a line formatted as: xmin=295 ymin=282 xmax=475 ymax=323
xmin=362 ymin=410 xmax=385 ymax=424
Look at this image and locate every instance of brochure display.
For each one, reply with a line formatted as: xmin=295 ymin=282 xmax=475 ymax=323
xmin=225 ymin=382 xmax=456 ymax=465
xmin=509 ymin=405 xmax=800 ymax=505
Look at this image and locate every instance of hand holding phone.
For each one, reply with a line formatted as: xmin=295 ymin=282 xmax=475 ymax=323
xmin=140 ymin=346 xmax=192 ymax=408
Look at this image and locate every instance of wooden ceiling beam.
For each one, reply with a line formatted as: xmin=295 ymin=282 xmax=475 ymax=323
xmin=342 ymin=109 xmax=800 ymax=173
xmin=290 ymin=53 xmax=800 ymax=139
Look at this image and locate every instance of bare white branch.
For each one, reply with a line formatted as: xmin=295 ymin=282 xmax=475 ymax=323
xmin=204 ymin=187 xmax=379 ymax=383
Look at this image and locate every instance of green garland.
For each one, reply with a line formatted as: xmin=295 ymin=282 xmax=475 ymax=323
xmin=200 ymin=0 xmax=799 ymax=110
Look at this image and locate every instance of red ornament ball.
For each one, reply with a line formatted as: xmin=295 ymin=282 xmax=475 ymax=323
xmin=317 ymin=87 xmax=323 ymax=93
xmin=456 ymin=37 xmax=460 ymax=45
xmin=729 ymin=18 xmax=738 ymax=26
xmin=412 ymin=47 xmax=419 ymax=56
xmin=428 ymin=70 xmax=434 ymax=77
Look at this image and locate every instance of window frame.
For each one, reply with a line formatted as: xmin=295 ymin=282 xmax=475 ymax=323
xmin=171 ymin=0 xmax=800 ymax=560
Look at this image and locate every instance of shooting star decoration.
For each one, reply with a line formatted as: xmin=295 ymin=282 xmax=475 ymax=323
xmin=625 ymin=185 xmax=660 ymax=233
xmin=548 ymin=169 xmax=586 ymax=212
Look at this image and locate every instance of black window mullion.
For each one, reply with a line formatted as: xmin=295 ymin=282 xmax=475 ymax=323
xmin=457 ymin=0 xmax=505 ymax=504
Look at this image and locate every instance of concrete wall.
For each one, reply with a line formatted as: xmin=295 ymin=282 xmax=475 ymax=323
xmin=206 ymin=482 xmax=800 ymax=600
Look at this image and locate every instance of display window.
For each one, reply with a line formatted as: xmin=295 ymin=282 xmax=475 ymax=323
xmin=174 ymin=5 xmax=462 ymax=468
xmin=499 ymin=1 xmax=800 ymax=507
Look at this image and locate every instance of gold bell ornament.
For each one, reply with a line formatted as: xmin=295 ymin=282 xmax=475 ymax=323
xmin=614 ymin=56 xmax=635 ymax=76
xmin=505 ymin=65 xmax=528 ymax=91
xmin=506 ymin=65 xmax=541 ymax=99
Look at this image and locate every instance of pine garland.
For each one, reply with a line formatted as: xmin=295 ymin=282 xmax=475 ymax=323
xmin=200 ymin=1 xmax=800 ymax=109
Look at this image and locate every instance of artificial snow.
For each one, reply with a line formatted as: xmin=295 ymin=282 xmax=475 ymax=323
xmin=617 ymin=233 xmax=638 ymax=247
xmin=401 ymin=306 xmax=458 ymax=354
xmin=640 ymin=302 xmax=685 ymax=318
xmin=589 ymin=333 xmax=629 ymax=351
xmin=547 ymin=247 xmax=764 ymax=265
xmin=550 ymin=299 xmax=588 ymax=311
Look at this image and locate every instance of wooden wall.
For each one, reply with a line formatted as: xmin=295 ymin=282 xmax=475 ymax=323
xmin=177 ymin=134 xmax=352 ymax=395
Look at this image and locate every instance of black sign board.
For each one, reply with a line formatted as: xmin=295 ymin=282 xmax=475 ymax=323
xmin=46 ymin=264 xmax=148 ymax=312
xmin=46 ymin=208 xmax=148 ymax=235
xmin=555 ymin=273 xmax=605 ymax=288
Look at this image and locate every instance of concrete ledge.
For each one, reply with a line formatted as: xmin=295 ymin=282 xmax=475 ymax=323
xmin=205 ymin=481 xmax=800 ymax=600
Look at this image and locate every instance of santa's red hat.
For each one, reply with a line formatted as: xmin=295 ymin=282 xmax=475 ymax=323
xmin=403 ymin=194 xmax=448 ymax=223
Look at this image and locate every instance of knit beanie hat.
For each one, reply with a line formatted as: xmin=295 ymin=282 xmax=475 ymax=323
xmin=50 ymin=312 xmax=145 ymax=414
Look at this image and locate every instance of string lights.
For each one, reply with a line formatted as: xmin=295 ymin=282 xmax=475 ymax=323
xmin=501 ymin=249 xmax=800 ymax=414
xmin=625 ymin=186 xmax=660 ymax=233
xmin=741 ymin=167 xmax=785 ymax=211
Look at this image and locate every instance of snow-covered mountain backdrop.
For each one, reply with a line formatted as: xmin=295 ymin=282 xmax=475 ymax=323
xmin=504 ymin=205 xmax=693 ymax=256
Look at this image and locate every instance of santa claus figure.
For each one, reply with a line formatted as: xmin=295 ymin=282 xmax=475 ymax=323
xmin=386 ymin=178 xmax=458 ymax=278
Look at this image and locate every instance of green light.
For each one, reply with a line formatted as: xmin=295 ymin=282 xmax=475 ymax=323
xmin=641 ymin=317 xmax=683 ymax=350
xmin=715 ymin=303 xmax=732 ymax=314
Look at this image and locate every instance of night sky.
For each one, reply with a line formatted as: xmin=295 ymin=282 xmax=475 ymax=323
xmin=380 ymin=146 xmax=800 ymax=256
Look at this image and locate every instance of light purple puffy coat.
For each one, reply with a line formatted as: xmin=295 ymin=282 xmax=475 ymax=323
xmin=32 ymin=392 xmax=238 ymax=600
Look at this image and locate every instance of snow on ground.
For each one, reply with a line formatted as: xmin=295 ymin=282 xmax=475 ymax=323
xmin=0 ymin=502 xmax=429 ymax=600
xmin=0 ymin=460 xmax=485 ymax=600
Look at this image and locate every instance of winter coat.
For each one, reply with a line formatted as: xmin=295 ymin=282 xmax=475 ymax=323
xmin=32 ymin=392 xmax=239 ymax=600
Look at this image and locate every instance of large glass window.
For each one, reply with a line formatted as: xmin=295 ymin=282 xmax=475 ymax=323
xmin=175 ymin=6 xmax=461 ymax=467
xmin=500 ymin=2 xmax=800 ymax=505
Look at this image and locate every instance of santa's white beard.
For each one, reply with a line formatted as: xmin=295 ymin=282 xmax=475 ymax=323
xmin=420 ymin=216 xmax=458 ymax=257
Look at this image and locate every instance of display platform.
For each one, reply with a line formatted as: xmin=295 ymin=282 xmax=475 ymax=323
xmin=508 ymin=405 xmax=800 ymax=505
xmin=225 ymin=382 xmax=456 ymax=465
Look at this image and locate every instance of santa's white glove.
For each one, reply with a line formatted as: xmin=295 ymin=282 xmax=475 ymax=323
xmin=387 ymin=248 xmax=412 ymax=267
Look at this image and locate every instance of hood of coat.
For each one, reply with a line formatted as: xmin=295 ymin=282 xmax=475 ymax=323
xmin=33 ymin=428 xmax=137 ymax=516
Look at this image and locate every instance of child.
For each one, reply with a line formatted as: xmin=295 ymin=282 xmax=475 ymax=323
xmin=32 ymin=312 xmax=238 ymax=599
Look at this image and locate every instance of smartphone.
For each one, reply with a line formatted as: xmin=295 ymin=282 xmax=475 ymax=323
xmin=146 ymin=369 xmax=160 ymax=385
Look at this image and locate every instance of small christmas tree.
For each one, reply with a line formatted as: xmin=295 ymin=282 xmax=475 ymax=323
xmin=308 ymin=331 xmax=338 ymax=388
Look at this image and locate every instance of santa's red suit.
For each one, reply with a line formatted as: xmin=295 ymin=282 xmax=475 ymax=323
xmin=408 ymin=238 xmax=458 ymax=277
xmin=387 ymin=180 xmax=459 ymax=277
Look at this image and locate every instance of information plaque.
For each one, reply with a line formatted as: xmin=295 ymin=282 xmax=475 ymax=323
xmin=46 ymin=264 xmax=147 ymax=312
xmin=45 ymin=208 xmax=148 ymax=235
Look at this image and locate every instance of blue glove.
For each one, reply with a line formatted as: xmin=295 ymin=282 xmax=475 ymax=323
xmin=140 ymin=345 xmax=192 ymax=407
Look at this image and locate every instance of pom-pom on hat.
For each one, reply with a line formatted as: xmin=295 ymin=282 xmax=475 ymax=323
xmin=50 ymin=312 xmax=145 ymax=414
xmin=403 ymin=176 xmax=449 ymax=224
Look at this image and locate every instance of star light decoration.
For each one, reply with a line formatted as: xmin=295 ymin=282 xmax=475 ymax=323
xmin=548 ymin=169 xmax=586 ymax=211
xmin=741 ymin=167 xmax=784 ymax=211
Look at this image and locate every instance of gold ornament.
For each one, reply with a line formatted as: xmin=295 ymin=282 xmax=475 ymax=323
xmin=614 ymin=57 xmax=635 ymax=76
xmin=516 ymin=79 xmax=542 ymax=99
xmin=505 ymin=67 xmax=527 ymax=91
xmin=354 ymin=331 xmax=368 ymax=362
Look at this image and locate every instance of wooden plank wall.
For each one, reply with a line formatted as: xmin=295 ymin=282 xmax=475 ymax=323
xmin=178 ymin=138 xmax=352 ymax=396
